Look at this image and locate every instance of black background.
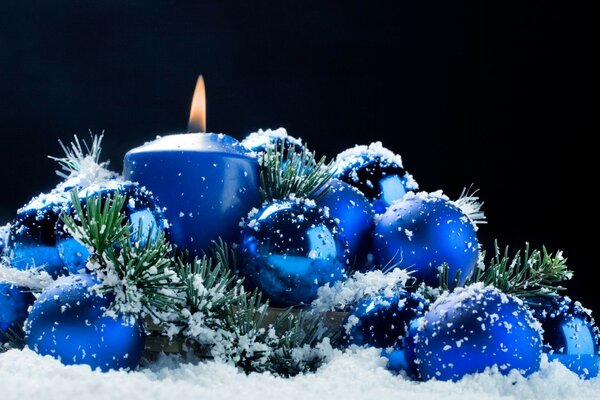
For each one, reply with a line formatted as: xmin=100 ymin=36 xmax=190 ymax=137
xmin=0 ymin=3 xmax=594 ymax=310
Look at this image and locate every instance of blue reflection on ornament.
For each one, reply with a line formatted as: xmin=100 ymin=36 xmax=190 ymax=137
xmin=343 ymin=291 xmax=428 ymax=376
xmin=239 ymin=200 xmax=347 ymax=307
xmin=530 ymin=296 xmax=599 ymax=378
xmin=55 ymin=181 xmax=167 ymax=273
xmin=241 ymin=128 xmax=305 ymax=158
xmin=8 ymin=192 xmax=71 ymax=277
xmin=123 ymin=133 xmax=261 ymax=256
xmin=317 ymin=180 xmax=374 ymax=270
xmin=0 ymin=282 xmax=35 ymax=340
xmin=408 ymin=285 xmax=542 ymax=381
xmin=334 ymin=143 xmax=418 ymax=214
xmin=373 ymin=193 xmax=479 ymax=286
xmin=25 ymin=274 xmax=144 ymax=371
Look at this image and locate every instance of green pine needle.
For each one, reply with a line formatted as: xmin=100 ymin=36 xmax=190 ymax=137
xmin=435 ymin=241 xmax=573 ymax=300
xmin=60 ymin=190 xmax=181 ymax=320
xmin=0 ymin=327 xmax=25 ymax=353
xmin=465 ymin=241 xmax=572 ymax=299
xmin=60 ymin=190 xmax=129 ymax=267
xmin=266 ymin=310 xmax=329 ymax=376
xmin=176 ymin=251 xmax=242 ymax=318
xmin=259 ymin=140 xmax=334 ymax=202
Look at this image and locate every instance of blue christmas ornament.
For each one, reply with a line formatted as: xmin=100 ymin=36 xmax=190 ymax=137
xmin=408 ymin=285 xmax=542 ymax=381
xmin=242 ymin=128 xmax=305 ymax=157
xmin=530 ymin=296 xmax=599 ymax=378
xmin=123 ymin=133 xmax=261 ymax=256
xmin=8 ymin=192 xmax=71 ymax=277
xmin=55 ymin=181 xmax=167 ymax=273
xmin=0 ymin=282 xmax=35 ymax=340
xmin=343 ymin=290 xmax=428 ymax=376
xmin=334 ymin=142 xmax=418 ymax=214
xmin=239 ymin=200 xmax=347 ymax=307
xmin=317 ymin=180 xmax=374 ymax=270
xmin=25 ymin=274 xmax=144 ymax=371
xmin=373 ymin=193 xmax=479 ymax=287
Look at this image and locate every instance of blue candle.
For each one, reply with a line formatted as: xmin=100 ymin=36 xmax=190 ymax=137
xmin=123 ymin=133 xmax=260 ymax=256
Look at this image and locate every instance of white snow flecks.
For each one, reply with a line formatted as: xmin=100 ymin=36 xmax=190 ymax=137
xmin=242 ymin=128 xmax=304 ymax=151
xmin=0 ymin=266 xmax=54 ymax=290
xmin=311 ymin=268 xmax=411 ymax=313
xmin=334 ymin=142 xmax=404 ymax=174
xmin=1 ymin=348 xmax=599 ymax=400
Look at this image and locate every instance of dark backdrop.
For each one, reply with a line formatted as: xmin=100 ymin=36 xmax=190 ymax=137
xmin=0 ymin=2 xmax=594 ymax=310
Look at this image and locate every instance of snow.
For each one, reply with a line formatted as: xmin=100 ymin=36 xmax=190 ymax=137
xmin=1 ymin=348 xmax=599 ymax=400
xmin=335 ymin=142 xmax=404 ymax=170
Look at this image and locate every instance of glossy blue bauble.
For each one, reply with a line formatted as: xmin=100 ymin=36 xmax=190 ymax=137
xmin=0 ymin=282 xmax=35 ymax=340
xmin=124 ymin=133 xmax=261 ymax=256
xmin=343 ymin=291 xmax=428 ymax=376
xmin=317 ymin=180 xmax=374 ymax=270
xmin=334 ymin=143 xmax=418 ymax=214
xmin=530 ymin=296 xmax=599 ymax=378
xmin=373 ymin=193 xmax=479 ymax=287
xmin=25 ymin=274 xmax=144 ymax=371
xmin=55 ymin=181 xmax=167 ymax=273
xmin=8 ymin=192 xmax=70 ymax=277
xmin=239 ymin=200 xmax=347 ymax=307
xmin=409 ymin=285 xmax=542 ymax=381
xmin=242 ymin=128 xmax=305 ymax=157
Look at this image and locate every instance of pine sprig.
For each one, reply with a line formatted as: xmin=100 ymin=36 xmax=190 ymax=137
xmin=259 ymin=140 xmax=334 ymax=202
xmin=49 ymin=133 xmax=107 ymax=179
xmin=103 ymin=228 xmax=182 ymax=318
xmin=176 ymin=251 xmax=242 ymax=319
xmin=60 ymin=190 xmax=129 ymax=267
xmin=60 ymin=190 xmax=181 ymax=320
xmin=216 ymin=290 xmax=272 ymax=370
xmin=465 ymin=242 xmax=572 ymax=299
xmin=266 ymin=310 xmax=330 ymax=376
xmin=172 ymin=240 xmax=330 ymax=376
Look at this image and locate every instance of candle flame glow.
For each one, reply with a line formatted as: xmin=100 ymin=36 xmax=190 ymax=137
xmin=188 ymin=75 xmax=206 ymax=132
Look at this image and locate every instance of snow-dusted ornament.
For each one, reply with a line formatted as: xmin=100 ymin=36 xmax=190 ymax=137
xmin=334 ymin=142 xmax=418 ymax=214
xmin=373 ymin=191 xmax=481 ymax=287
xmin=408 ymin=284 xmax=543 ymax=381
xmin=239 ymin=199 xmax=347 ymax=307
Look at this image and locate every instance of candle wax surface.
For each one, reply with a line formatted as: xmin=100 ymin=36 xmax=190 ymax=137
xmin=123 ymin=133 xmax=261 ymax=256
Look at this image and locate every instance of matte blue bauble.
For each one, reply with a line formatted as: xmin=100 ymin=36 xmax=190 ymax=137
xmin=409 ymin=285 xmax=542 ymax=381
xmin=343 ymin=291 xmax=428 ymax=375
xmin=0 ymin=282 xmax=35 ymax=340
xmin=55 ymin=181 xmax=167 ymax=272
xmin=530 ymin=296 xmax=599 ymax=378
xmin=239 ymin=200 xmax=347 ymax=307
xmin=241 ymin=128 xmax=305 ymax=157
xmin=317 ymin=180 xmax=374 ymax=270
xmin=334 ymin=143 xmax=418 ymax=214
xmin=123 ymin=133 xmax=261 ymax=256
xmin=8 ymin=192 xmax=70 ymax=277
xmin=25 ymin=274 xmax=144 ymax=371
xmin=373 ymin=193 xmax=479 ymax=287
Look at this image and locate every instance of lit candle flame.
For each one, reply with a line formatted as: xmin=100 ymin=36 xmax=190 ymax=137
xmin=188 ymin=75 xmax=206 ymax=132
